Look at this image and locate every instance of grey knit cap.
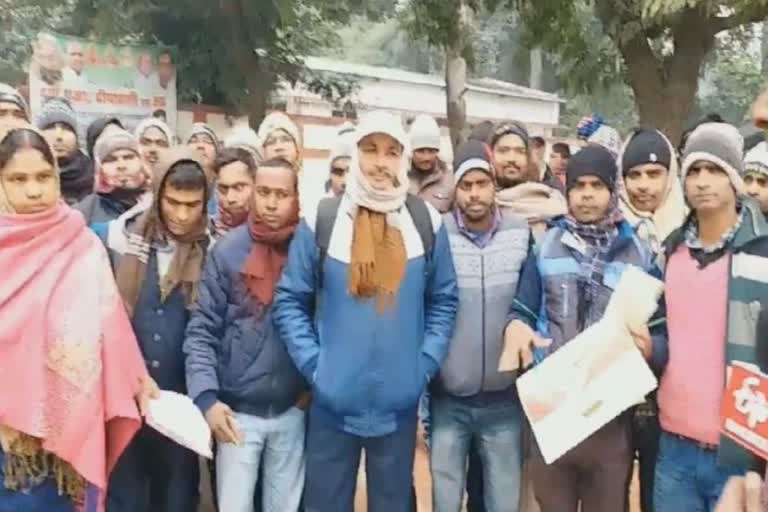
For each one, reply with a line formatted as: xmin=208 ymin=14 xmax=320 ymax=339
xmin=94 ymin=127 xmax=140 ymax=163
xmin=0 ymin=83 xmax=29 ymax=121
xmin=681 ymin=122 xmax=745 ymax=196
xmin=37 ymin=96 xmax=78 ymax=135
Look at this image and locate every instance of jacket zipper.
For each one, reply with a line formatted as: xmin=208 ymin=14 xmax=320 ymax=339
xmin=480 ymin=253 xmax=486 ymax=393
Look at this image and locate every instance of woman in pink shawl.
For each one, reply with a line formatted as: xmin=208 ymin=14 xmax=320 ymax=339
xmin=0 ymin=127 xmax=158 ymax=511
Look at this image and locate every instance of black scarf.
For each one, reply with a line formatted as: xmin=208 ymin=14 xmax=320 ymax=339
xmin=59 ymin=151 xmax=95 ymax=206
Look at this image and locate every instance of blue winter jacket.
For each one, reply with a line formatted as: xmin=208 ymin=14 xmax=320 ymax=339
xmin=272 ymin=196 xmax=459 ymax=437
xmin=184 ymin=225 xmax=306 ymax=417
xmin=510 ymin=218 xmax=668 ymax=374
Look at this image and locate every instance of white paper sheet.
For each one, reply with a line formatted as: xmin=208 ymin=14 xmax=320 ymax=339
xmin=146 ymin=390 xmax=213 ymax=459
xmin=515 ymin=266 xmax=663 ymax=464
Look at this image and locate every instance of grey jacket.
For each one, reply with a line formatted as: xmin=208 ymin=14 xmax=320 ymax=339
xmin=437 ymin=211 xmax=531 ymax=396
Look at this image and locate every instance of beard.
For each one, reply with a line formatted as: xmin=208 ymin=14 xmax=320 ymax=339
xmin=496 ymin=173 xmax=525 ymax=189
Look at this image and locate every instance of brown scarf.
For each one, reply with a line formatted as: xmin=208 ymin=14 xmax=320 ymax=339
xmin=115 ymin=147 xmax=210 ymax=315
xmin=241 ymin=207 xmax=299 ymax=309
xmin=348 ymin=207 xmax=407 ymax=313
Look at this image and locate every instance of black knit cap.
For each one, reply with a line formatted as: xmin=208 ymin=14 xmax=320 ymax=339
xmin=566 ymin=144 xmax=618 ymax=192
xmin=621 ymin=128 xmax=671 ymax=176
xmin=453 ymin=139 xmax=492 ymax=184
xmin=490 ymin=121 xmax=529 ymax=150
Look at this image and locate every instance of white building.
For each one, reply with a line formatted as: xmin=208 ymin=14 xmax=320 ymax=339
xmin=178 ymin=57 xmax=562 ymax=204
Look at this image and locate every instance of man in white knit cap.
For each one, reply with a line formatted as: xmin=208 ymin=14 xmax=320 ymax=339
xmin=135 ymin=117 xmax=174 ymax=173
xmin=408 ymin=114 xmax=454 ymax=213
xmin=743 ymin=141 xmax=768 ymax=218
xmin=273 ymin=110 xmax=458 ymax=512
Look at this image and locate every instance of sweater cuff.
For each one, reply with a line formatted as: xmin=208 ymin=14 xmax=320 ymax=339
xmin=194 ymin=391 xmax=218 ymax=415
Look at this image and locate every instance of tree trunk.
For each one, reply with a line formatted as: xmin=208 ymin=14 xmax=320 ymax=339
xmin=246 ymin=72 xmax=270 ymax=130
xmin=445 ymin=45 xmax=467 ymax=151
xmin=602 ymin=5 xmax=716 ymax=144
xmin=762 ymin=21 xmax=768 ymax=74
xmin=445 ymin=1 xmax=473 ymax=151
xmin=529 ymin=47 xmax=543 ymax=90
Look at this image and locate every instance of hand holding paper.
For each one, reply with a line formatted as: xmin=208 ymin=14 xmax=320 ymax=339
xmin=146 ymin=390 xmax=213 ymax=459
xmin=515 ymin=265 xmax=664 ymax=464
xmin=498 ymin=320 xmax=551 ymax=371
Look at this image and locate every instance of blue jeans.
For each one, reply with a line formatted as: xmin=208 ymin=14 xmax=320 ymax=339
xmin=654 ymin=432 xmax=742 ymax=512
xmin=304 ymin=405 xmax=417 ymax=512
xmin=216 ymin=408 xmax=306 ymax=512
xmin=430 ymin=396 xmax=523 ymax=512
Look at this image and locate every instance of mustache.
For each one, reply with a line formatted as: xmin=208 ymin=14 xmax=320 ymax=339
xmin=368 ymin=166 xmax=400 ymax=186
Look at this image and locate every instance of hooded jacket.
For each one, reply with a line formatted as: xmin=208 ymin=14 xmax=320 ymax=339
xmin=92 ymin=148 xmax=211 ymax=392
xmin=617 ymin=130 xmax=687 ymax=259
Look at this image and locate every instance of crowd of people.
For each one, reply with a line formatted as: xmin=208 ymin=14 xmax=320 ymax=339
xmin=1 ymin=78 xmax=768 ymax=512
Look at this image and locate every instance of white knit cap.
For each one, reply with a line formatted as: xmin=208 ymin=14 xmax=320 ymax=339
xmin=134 ymin=117 xmax=174 ymax=145
xmin=225 ymin=124 xmax=263 ymax=162
xmin=409 ymin=114 xmax=441 ymax=151
xmin=329 ymin=122 xmax=355 ymax=164
xmin=744 ymin=141 xmax=768 ymax=177
xmin=681 ymin=122 xmax=745 ymax=196
xmin=257 ymin=111 xmax=302 ymax=147
xmin=346 ymin=110 xmax=410 ymax=214
xmin=588 ymin=124 xmax=621 ymax=157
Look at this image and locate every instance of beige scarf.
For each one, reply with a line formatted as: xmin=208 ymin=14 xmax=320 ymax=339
xmin=617 ymin=131 xmax=687 ymax=256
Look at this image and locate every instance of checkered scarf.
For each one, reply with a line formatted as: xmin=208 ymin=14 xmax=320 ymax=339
xmin=562 ymin=195 xmax=624 ymax=328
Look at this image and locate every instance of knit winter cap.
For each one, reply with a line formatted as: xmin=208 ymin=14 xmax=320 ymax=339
xmin=588 ymin=124 xmax=621 ymax=157
xmin=135 ymin=117 xmax=174 ymax=146
xmin=453 ymin=140 xmax=492 ymax=184
xmin=37 ymin=97 xmax=78 ymax=135
xmin=566 ymin=144 xmax=618 ymax=192
xmin=257 ymin=112 xmax=302 ymax=148
xmin=186 ymin=122 xmax=220 ymax=149
xmin=94 ymin=127 xmax=140 ymax=164
xmin=744 ymin=141 xmax=768 ymax=178
xmin=224 ymin=124 xmax=263 ymax=162
xmin=346 ymin=110 xmax=410 ymax=207
xmin=621 ymin=128 xmax=672 ymax=175
xmin=0 ymin=83 xmax=29 ymax=121
xmin=490 ymin=121 xmax=529 ymax=150
xmin=409 ymin=114 xmax=441 ymax=151
xmin=329 ymin=122 xmax=355 ymax=164
xmin=681 ymin=122 xmax=745 ymax=196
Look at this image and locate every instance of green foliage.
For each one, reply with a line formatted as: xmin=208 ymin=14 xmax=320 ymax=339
xmin=561 ymin=84 xmax=639 ymax=135
xmin=698 ymin=54 xmax=763 ymax=125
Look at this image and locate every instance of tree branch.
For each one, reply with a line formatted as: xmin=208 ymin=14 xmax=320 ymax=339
xmin=709 ymin=8 xmax=768 ymax=35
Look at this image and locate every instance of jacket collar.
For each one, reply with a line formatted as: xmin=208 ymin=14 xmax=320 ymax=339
xmin=664 ymin=201 xmax=768 ymax=258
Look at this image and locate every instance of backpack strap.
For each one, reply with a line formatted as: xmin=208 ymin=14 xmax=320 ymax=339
xmin=314 ymin=195 xmax=343 ymax=288
xmin=314 ymin=194 xmax=435 ymax=288
xmin=405 ymin=194 xmax=435 ymax=265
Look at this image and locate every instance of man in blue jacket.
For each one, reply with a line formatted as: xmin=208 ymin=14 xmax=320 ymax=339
xmin=504 ymin=144 xmax=668 ymax=512
xmin=185 ymin=157 xmax=306 ymax=512
xmin=273 ymin=110 xmax=458 ymax=512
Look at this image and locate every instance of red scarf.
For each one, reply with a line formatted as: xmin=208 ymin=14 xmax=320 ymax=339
xmin=241 ymin=209 xmax=299 ymax=308
xmin=214 ymin=202 xmax=250 ymax=237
